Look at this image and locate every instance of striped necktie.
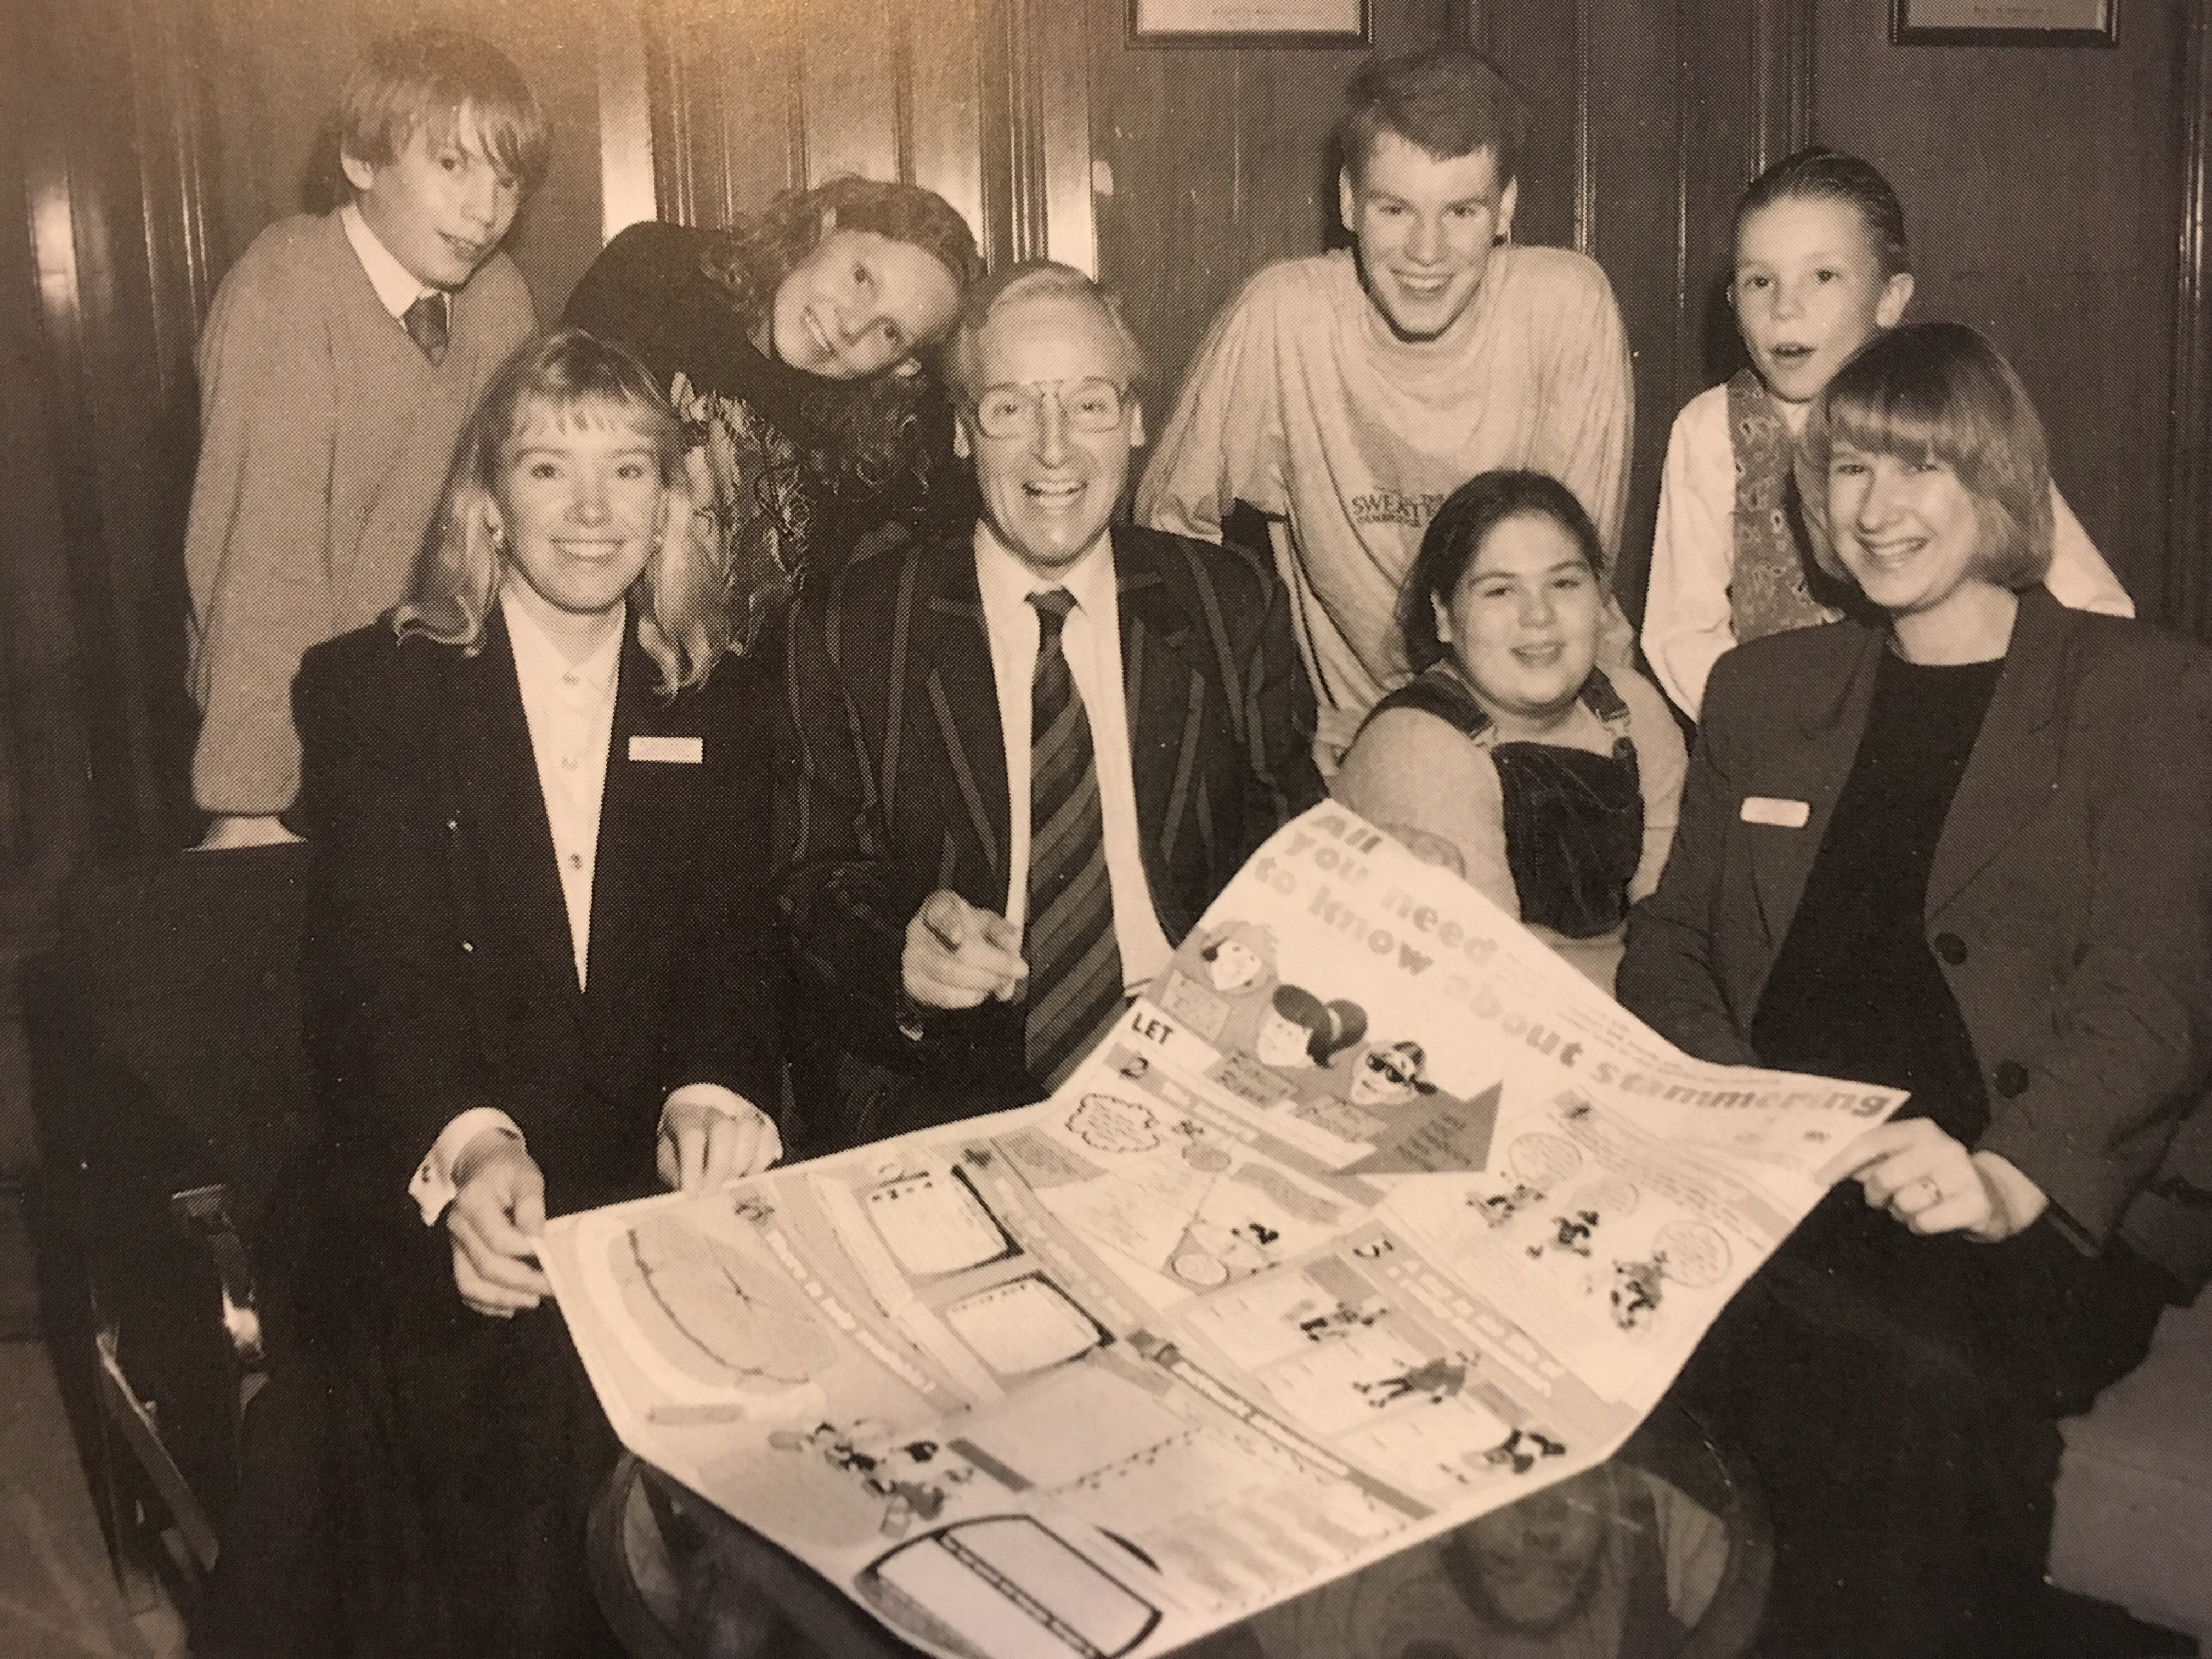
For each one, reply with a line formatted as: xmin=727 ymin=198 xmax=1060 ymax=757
xmin=1024 ymin=589 xmax=1125 ymax=1089
xmin=403 ymin=291 xmax=449 ymax=365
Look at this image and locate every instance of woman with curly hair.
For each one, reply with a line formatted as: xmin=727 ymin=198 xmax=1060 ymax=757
xmin=563 ymin=177 xmax=984 ymax=635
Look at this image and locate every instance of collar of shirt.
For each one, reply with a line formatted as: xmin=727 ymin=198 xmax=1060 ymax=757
xmin=340 ymin=201 xmax=439 ymax=321
xmin=500 ymin=586 xmax=625 ymax=701
xmin=971 ymin=518 xmax=1118 ymax=637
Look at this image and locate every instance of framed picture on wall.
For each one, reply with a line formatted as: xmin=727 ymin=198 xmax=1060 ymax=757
xmin=1126 ymin=0 xmax=1370 ymax=49
xmin=1891 ymin=0 xmax=2118 ymax=46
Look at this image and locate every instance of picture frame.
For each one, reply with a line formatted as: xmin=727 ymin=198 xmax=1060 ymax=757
xmin=1890 ymin=0 xmax=2118 ymax=47
xmin=1126 ymin=0 xmax=1372 ymax=50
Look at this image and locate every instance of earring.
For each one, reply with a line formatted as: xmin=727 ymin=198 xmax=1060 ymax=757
xmin=1492 ymin=230 xmax=1509 ymax=247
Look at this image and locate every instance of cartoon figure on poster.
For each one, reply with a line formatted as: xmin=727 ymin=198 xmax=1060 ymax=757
xmin=1356 ymin=1350 xmax=1475 ymax=1409
xmin=1471 ymin=1182 xmax=1545 ymax=1227
xmin=1609 ymin=1252 xmax=1668 ymax=1334
xmin=1299 ymin=1298 xmax=1387 ymax=1343
xmin=1482 ymin=1425 xmax=1569 ymax=1476
xmin=1207 ymin=984 xmax=1367 ymax=1106
xmin=770 ymin=1420 xmax=981 ymax=1538
xmin=1288 ymin=1040 xmax=1504 ymax=1178
xmin=1516 ymin=1175 xmax=1639 ymax=1269
xmin=1164 ymin=1163 xmax=1346 ymax=1291
xmin=1293 ymin=1036 xmax=1433 ymax=1141
xmin=1156 ymin=919 xmax=1282 ymax=1047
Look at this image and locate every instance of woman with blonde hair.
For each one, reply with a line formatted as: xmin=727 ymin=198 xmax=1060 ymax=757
xmin=292 ymin=328 xmax=785 ymax=1655
xmin=1621 ymin=322 xmax=2212 ymax=1656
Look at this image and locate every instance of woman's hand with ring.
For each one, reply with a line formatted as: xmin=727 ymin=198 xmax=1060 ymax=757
xmin=1816 ymin=1118 xmax=1993 ymax=1237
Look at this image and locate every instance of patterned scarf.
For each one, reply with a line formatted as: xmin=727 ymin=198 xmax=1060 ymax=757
xmin=1727 ymin=368 xmax=1833 ymax=642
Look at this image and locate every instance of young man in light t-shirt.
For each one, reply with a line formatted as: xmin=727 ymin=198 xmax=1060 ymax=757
xmin=1138 ymin=45 xmax=1635 ymax=769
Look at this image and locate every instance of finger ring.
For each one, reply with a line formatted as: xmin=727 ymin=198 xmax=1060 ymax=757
xmin=1918 ymin=1176 xmax=1943 ymax=1203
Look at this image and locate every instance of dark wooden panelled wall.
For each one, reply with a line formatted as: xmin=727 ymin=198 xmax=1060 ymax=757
xmin=5 ymin=1 xmax=2212 ymax=1170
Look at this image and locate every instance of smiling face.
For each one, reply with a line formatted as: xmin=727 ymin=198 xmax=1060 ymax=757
xmin=492 ymin=400 xmax=667 ymax=636
xmin=1348 ymin=1046 xmax=1420 ymax=1110
xmin=343 ymin=112 xmax=520 ymax=290
xmin=1340 ymin=133 xmax=1518 ymax=343
xmin=764 ymin=224 xmax=962 ymax=381
xmin=1434 ymin=511 xmax=1603 ymax=738
xmin=1825 ymin=443 xmax=1992 ymax=629
xmin=1206 ymin=939 xmax=1264 ymax=993
xmin=1732 ymin=195 xmax=1913 ymax=410
xmin=955 ymin=290 xmax=1143 ymax=578
xmin=1255 ymin=1009 xmax=1315 ymax=1070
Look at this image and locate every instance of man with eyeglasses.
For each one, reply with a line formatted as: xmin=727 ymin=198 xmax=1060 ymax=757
xmin=775 ymin=261 xmax=1323 ymax=1149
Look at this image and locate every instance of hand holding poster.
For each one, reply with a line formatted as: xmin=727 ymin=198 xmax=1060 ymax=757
xmin=539 ymin=805 xmax=1904 ymax=1657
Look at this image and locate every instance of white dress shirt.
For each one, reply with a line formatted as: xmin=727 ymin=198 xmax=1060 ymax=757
xmin=972 ymin=522 xmax=1175 ymax=994
xmin=504 ymin=589 xmax=624 ymax=989
xmin=340 ymin=200 xmax=444 ymax=328
xmin=408 ymin=592 xmax=765 ymax=1225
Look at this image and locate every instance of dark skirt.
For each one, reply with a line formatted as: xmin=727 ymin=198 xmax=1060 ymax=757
xmin=325 ymin=1237 xmax=628 ymax=1659
xmin=1669 ymin=1194 xmax=2167 ymax=1659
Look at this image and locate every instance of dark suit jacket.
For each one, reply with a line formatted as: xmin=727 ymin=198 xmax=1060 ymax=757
xmin=292 ymin=610 xmax=782 ymax=1303
xmin=1619 ymin=589 xmax=2212 ymax=1265
xmin=774 ymin=522 xmax=1323 ymax=1146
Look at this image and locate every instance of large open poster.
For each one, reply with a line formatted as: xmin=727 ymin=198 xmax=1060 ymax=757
xmin=541 ymin=804 xmax=1903 ymax=1659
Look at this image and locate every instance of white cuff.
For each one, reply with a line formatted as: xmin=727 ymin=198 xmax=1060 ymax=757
xmin=410 ymin=1107 xmax=525 ymax=1226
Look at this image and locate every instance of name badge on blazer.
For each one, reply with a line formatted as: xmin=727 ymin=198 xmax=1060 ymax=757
xmin=1740 ymin=795 xmax=1811 ymax=828
xmin=628 ymin=735 xmax=703 ymax=765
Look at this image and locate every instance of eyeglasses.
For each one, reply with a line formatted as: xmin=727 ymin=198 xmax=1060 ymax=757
xmin=969 ymin=379 xmax=1127 ymax=439
xmin=1362 ymin=1051 xmax=1415 ymax=1087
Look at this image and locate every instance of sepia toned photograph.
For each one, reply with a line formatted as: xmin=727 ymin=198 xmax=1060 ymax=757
xmin=3 ymin=2 xmax=2209 ymax=1656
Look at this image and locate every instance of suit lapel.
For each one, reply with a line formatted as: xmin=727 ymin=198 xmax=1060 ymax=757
xmin=1114 ymin=528 xmax=1220 ymax=937
xmin=443 ymin=611 xmax=582 ymax=1006
xmin=916 ymin=539 xmax=1011 ymax=889
xmin=584 ymin=619 xmax=659 ymax=1006
xmin=1927 ymin=590 xmax=2067 ymax=919
xmin=1115 ymin=529 xmax=1200 ymax=864
xmin=1748 ymin=628 xmax=1882 ymax=947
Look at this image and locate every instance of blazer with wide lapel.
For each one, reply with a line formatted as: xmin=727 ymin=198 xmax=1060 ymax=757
xmin=872 ymin=523 xmax=1295 ymax=947
xmin=425 ymin=607 xmax=777 ymax=1209
xmin=780 ymin=521 xmax=1319 ymax=1111
xmin=1626 ymin=588 xmax=2212 ymax=1250
xmin=1714 ymin=591 xmax=2101 ymax=1026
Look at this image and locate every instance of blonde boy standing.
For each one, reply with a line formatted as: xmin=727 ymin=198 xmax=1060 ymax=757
xmin=186 ymin=28 xmax=545 ymax=845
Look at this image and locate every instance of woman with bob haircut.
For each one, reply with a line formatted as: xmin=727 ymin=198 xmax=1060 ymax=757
xmin=1618 ymin=321 xmax=2212 ymax=1656
xmin=1333 ymin=470 xmax=1685 ymax=990
xmin=563 ymin=176 xmax=985 ymax=631
xmin=292 ymin=328 xmax=786 ymax=1656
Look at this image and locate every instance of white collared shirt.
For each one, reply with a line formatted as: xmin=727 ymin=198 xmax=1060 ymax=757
xmin=972 ymin=522 xmax=1174 ymax=994
xmin=340 ymin=200 xmax=443 ymax=326
xmin=500 ymin=588 xmax=623 ymax=990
